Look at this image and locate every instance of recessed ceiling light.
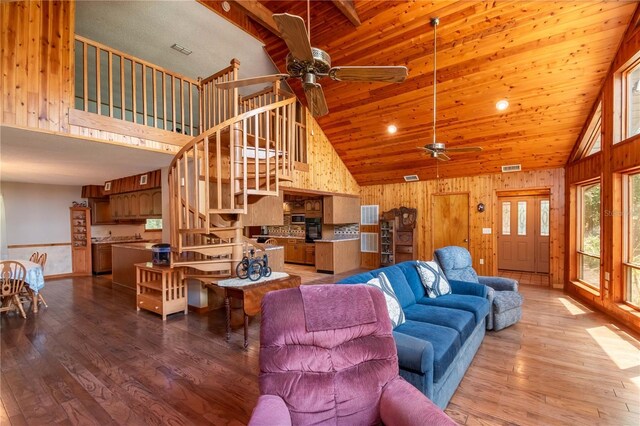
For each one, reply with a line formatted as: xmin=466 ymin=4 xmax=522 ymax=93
xmin=496 ymin=99 xmax=509 ymax=111
xmin=387 ymin=124 xmax=398 ymax=134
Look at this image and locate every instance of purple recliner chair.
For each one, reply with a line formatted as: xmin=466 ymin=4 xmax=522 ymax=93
xmin=249 ymin=284 xmax=456 ymax=426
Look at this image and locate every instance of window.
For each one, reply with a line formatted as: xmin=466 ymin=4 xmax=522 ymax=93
xmin=501 ymin=202 xmax=511 ymax=235
xmin=145 ymin=218 xmax=162 ymax=231
xmin=623 ymin=60 xmax=640 ymax=140
xmin=575 ymin=102 xmax=601 ymax=159
xmin=625 ymin=173 xmax=640 ymax=307
xmin=577 ymin=182 xmax=601 ymax=288
xmin=540 ymin=200 xmax=550 ymax=237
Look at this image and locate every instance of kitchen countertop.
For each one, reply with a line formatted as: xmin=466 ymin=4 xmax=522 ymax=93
xmin=111 ymin=242 xmax=158 ymax=250
xmin=252 ymin=235 xmax=306 ymax=240
xmin=315 ymin=237 xmax=360 ymax=242
xmin=92 ymin=238 xmax=151 ymax=245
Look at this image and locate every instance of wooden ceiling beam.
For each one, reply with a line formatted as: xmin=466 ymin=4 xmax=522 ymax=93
xmin=230 ymin=0 xmax=280 ymax=36
xmin=331 ymin=0 xmax=361 ymax=26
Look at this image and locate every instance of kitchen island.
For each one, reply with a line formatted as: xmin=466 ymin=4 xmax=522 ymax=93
xmin=112 ymin=242 xmax=156 ymax=289
xmin=315 ymin=237 xmax=361 ymax=274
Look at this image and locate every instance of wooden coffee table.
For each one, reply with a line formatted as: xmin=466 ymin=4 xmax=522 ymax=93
xmin=205 ymin=274 xmax=301 ymax=348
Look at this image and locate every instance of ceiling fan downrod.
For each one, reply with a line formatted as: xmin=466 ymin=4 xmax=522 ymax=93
xmin=431 ymin=17 xmax=439 ymax=146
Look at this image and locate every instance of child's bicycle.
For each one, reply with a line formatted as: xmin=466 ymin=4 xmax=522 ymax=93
xmin=236 ymin=249 xmax=272 ymax=281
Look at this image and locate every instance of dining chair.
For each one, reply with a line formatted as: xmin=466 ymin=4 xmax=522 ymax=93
xmin=1 ymin=261 xmax=27 ymax=319
xmin=264 ymin=238 xmax=278 ymax=246
xmin=29 ymin=252 xmax=48 ymax=308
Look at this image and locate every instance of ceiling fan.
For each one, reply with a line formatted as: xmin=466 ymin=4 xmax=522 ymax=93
xmin=216 ymin=10 xmax=408 ymax=117
xmin=418 ymin=18 xmax=482 ymax=162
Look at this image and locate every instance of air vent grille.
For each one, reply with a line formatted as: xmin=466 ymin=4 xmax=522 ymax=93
xmin=501 ymin=164 xmax=522 ymax=173
xmin=361 ymin=233 xmax=378 ymax=253
xmin=404 ymin=174 xmax=419 ymax=182
xmin=361 ymin=205 xmax=379 ymax=225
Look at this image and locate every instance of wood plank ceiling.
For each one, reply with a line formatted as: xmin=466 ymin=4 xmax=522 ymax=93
xmin=210 ymin=1 xmax=637 ymax=185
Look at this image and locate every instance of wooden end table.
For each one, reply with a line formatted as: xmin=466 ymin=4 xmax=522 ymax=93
xmin=204 ymin=274 xmax=301 ymax=348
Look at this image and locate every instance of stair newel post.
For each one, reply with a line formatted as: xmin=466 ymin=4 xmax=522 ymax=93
xmin=232 ymin=214 xmax=244 ymax=277
xmin=204 ymin=135 xmax=210 ymax=231
xmin=198 ymin=77 xmax=203 ymax=134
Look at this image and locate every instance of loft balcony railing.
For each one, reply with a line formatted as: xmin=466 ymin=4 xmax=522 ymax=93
xmin=74 ymin=35 xmax=200 ymax=136
xmin=72 ymin=36 xmax=307 ymax=160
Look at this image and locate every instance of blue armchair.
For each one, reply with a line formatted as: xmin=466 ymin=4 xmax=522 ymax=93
xmin=434 ymin=246 xmax=523 ymax=331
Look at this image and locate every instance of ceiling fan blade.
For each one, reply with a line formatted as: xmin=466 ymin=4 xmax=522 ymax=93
xmin=417 ymin=146 xmax=436 ymax=154
xmin=444 ymin=146 xmax=483 ymax=153
xmin=329 ymin=66 xmax=408 ymax=83
xmin=215 ymin=74 xmax=289 ymax=89
xmin=273 ymin=13 xmax=314 ymax=63
xmin=436 ymin=152 xmax=451 ymax=161
xmin=304 ymin=83 xmax=329 ymax=117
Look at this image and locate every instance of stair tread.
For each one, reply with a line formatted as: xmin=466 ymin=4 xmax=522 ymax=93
xmin=173 ymin=258 xmax=242 ymax=265
xmin=181 ymin=243 xmax=243 ymax=250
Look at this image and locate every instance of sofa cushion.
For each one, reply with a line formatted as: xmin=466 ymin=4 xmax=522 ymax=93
xmin=403 ymin=304 xmax=475 ymax=343
xmin=416 ymin=261 xmax=451 ymax=298
xmin=394 ymin=320 xmax=461 ymax=382
xmin=493 ymin=291 xmax=523 ymax=314
xmin=416 ymin=295 xmax=490 ymax=325
xmin=395 ymin=261 xmax=427 ymax=300
xmin=366 ymin=273 xmax=405 ymax=328
xmin=368 ymin=265 xmax=416 ymax=309
xmin=338 ymin=271 xmax=376 ymax=284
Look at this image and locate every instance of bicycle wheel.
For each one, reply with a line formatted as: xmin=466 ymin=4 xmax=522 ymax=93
xmin=263 ymin=266 xmax=272 ymax=277
xmin=236 ymin=261 xmax=248 ymax=279
xmin=248 ymin=263 xmax=262 ymax=281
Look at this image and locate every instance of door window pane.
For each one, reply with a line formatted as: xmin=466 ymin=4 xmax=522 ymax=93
xmin=517 ymin=201 xmax=526 ymax=236
xmin=540 ymin=200 xmax=550 ymax=236
xmin=502 ymin=202 xmax=511 ymax=235
xmin=626 ymin=174 xmax=640 ymax=306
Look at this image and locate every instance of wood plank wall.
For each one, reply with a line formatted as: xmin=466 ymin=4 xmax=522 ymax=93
xmin=287 ymin=109 xmax=360 ymax=195
xmin=360 ymin=169 xmax=565 ymax=288
xmin=565 ymin=11 xmax=640 ymax=333
xmin=0 ymin=0 xmax=75 ymax=132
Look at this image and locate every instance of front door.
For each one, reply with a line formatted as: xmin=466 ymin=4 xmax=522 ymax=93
xmin=432 ymin=193 xmax=470 ymax=250
xmin=498 ymin=196 xmax=549 ymax=273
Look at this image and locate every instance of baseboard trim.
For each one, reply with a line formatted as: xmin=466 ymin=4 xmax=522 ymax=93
xmin=44 ymin=273 xmax=74 ymax=280
xmin=188 ymin=305 xmax=210 ymax=314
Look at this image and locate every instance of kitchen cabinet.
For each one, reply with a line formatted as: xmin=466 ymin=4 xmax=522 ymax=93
xmin=89 ymin=198 xmax=114 ymax=225
xmin=315 ymin=240 xmax=360 ymax=274
xmin=305 ymin=199 xmax=322 ymax=218
xmin=70 ymin=207 xmax=92 ymax=276
xmin=110 ymin=189 xmax=161 ymax=220
xmin=290 ymin=201 xmax=305 ymax=214
xmin=244 ymin=192 xmax=284 ymax=226
xmin=323 ymin=195 xmax=360 ymax=224
xmin=283 ymin=238 xmax=315 ymax=265
xmin=305 ymin=245 xmax=316 ymax=264
xmin=92 ymin=243 xmax=113 ymax=274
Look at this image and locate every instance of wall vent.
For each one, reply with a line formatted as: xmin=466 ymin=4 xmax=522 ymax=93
xmin=501 ymin=164 xmax=522 ymax=173
xmin=361 ymin=232 xmax=378 ymax=253
xmin=361 ymin=205 xmax=379 ymax=225
xmin=404 ymin=174 xmax=420 ymax=182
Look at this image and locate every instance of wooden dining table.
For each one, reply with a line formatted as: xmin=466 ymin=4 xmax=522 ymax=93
xmin=6 ymin=259 xmax=45 ymax=313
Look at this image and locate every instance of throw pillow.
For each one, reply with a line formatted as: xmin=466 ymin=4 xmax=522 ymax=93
xmin=366 ymin=272 xmax=406 ymax=328
xmin=416 ymin=261 xmax=451 ymax=298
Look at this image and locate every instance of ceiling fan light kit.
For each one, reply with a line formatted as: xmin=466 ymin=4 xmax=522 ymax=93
xmin=418 ymin=17 xmax=483 ymax=162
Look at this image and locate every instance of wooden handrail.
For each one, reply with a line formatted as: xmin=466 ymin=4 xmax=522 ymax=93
xmin=74 ymin=35 xmax=200 ymax=136
xmin=200 ymin=59 xmax=241 ymax=85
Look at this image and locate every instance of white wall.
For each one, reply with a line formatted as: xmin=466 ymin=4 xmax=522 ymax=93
xmin=1 ymin=182 xmax=84 ymax=275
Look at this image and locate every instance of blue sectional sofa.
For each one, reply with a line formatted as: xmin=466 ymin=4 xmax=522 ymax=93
xmin=337 ymin=261 xmax=490 ymax=408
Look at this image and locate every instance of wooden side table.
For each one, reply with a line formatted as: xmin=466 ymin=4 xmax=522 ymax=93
xmin=202 ymin=274 xmax=301 ymax=348
xmin=135 ymin=262 xmax=187 ymax=321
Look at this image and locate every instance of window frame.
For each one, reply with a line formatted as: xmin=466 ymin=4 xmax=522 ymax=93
xmin=622 ymin=57 xmax=640 ymax=142
xmin=623 ymin=172 xmax=640 ymax=310
xmin=576 ymin=181 xmax=602 ymax=290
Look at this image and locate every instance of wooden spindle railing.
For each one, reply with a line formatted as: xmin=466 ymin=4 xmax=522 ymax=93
xmin=74 ymin=35 xmax=200 ymax=136
xmin=199 ymin=59 xmax=240 ymax=132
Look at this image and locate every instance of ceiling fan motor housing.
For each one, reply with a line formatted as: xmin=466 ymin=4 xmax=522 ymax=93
xmin=286 ymin=47 xmax=331 ymax=77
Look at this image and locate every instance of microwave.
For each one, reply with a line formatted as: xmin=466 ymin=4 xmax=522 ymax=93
xmin=291 ymin=214 xmax=305 ymax=224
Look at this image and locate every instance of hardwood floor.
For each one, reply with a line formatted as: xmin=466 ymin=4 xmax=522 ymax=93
xmin=1 ymin=271 xmax=639 ymax=425
xmin=499 ymin=270 xmax=550 ymax=287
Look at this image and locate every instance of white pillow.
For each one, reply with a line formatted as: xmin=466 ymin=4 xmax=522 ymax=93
xmin=416 ymin=261 xmax=451 ymax=298
xmin=366 ymin=272 xmax=405 ymax=328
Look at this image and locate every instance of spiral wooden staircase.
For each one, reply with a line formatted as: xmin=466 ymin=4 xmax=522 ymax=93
xmin=168 ymin=60 xmax=299 ymax=280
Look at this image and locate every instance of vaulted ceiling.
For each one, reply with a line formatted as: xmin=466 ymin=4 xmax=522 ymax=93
xmin=209 ymin=1 xmax=637 ymax=185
